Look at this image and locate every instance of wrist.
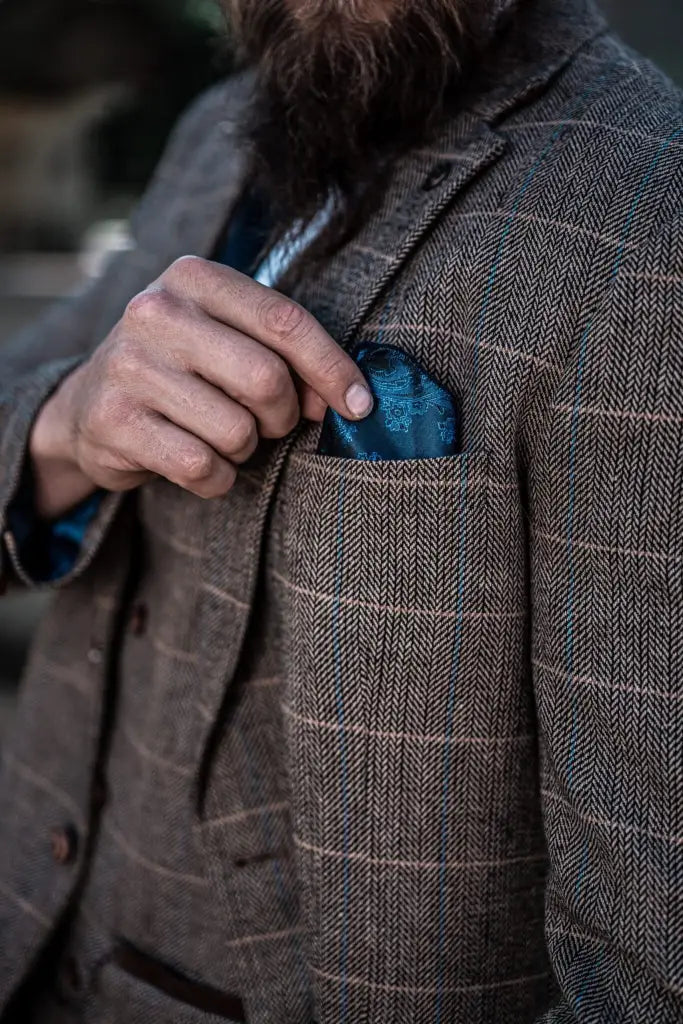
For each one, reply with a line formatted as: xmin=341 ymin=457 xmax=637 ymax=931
xmin=28 ymin=375 xmax=95 ymax=519
xmin=30 ymin=393 xmax=74 ymax=467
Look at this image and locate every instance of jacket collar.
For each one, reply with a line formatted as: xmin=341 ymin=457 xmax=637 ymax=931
xmin=471 ymin=0 xmax=607 ymax=122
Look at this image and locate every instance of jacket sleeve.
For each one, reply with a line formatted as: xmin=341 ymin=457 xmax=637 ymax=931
xmin=6 ymin=474 xmax=105 ymax=584
xmin=529 ymin=212 xmax=683 ymax=1022
xmin=0 ymin=258 xmax=133 ymax=590
xmin=0 ymin=80 xmax=231 ymax=590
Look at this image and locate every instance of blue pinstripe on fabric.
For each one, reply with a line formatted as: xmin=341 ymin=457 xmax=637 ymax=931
xmin=574 ymin=839 xmax=590 ymax=899
xmin=563 ymin=124 xmax=683 ymax=1011
xmin=331 ymin=472 xmax=352 ymax=1024
xmin=574 ymin=948 xmax=607 ymax=1011
xmin=432 ymin=68 xmax=622 ymax=1024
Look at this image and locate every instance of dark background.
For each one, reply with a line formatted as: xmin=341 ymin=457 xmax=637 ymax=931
xmin=0 ymin=0 xmax=681 ymax=732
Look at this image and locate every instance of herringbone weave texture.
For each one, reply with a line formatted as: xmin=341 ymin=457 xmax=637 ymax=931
xmin=0 ymin=0 xmax=682 ymax=1021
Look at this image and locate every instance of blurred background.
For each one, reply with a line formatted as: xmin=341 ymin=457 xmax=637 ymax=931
xmin=0 ymin=0 xmax=681 ymax=737
xmin=0 ymin=0 xmax=232 ymax=735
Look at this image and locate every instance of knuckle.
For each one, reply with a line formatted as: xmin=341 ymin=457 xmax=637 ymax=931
xmin=259 ymin=295 xmax=309 ymax=344
xmin=106 ymin=336 xmax=143 ymax=381
xmin=80 ymin=404 xmax=103 ymax=441
xmin=252 ymin=356 xmax=291 ymax=405
xmin=85 ymin=390 xmax=123 ymax=435
xmin=277 ymin=397 xmax=300 ymax=436
xmin=177 ymin=445 xmax=214 ymax=484
xmin=224 ymin=413 xmax=256 ymax=455
xmin=283 ymin=403 xmax=300 ymax=434
xmin=166 ymin=254 xmax=206 ymax=291
xmin=260 ymin=400 xmax=299 ymax=440
xmin=193 ymin=463 xmax=237 ymax=499
xmin=124 ymin=288 xmax=172 ymax=329
xmin=317 ymin=349 xmax=349 ymax=388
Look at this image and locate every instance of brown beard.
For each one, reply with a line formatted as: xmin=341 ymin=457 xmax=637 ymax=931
xmin=221 ymin=0 xmax=491 ymax=281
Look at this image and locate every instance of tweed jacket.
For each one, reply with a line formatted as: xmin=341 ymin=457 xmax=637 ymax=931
xmin=1 ymin=0 xmax=682 ymax=1021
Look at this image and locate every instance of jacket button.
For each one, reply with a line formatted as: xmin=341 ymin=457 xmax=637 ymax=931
xmin=423 ymin=160 xmax=452 ymax=190
xmin=130 ymin=603 xmax=148 ymax=637
xmin=50 ymin=825 xmax=79 ymax=866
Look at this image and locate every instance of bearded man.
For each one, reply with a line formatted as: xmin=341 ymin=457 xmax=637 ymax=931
xmin=0 ymin=0 xmax=682 ymax=1020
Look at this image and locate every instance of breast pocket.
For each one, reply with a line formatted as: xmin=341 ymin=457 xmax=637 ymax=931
xmin=282 ymin=446 xmax=491 ymax=720
xmin=280 ymin=448 xmax=500 ymax=853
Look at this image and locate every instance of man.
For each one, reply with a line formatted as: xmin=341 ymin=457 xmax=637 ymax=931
xmin=0 ymin=0 xmax=681 ymax=1020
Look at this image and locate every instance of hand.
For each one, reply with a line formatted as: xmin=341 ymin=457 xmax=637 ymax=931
xmin=29 ymin=256 xmax=374 ymax=519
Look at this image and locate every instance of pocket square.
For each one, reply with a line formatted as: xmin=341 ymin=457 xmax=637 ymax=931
xmin=318 ymin=343 xmax=460 ymax=461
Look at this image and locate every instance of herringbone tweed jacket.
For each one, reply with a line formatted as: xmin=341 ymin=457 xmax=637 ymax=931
xmin=1 ymin=0 xmax=682 ymax=1021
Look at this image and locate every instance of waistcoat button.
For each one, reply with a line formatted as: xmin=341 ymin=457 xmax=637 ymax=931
xmin=87 ymin=647 xmax=103 ymax=666
xmin=50 ymin=825 xmax=79 ymax=866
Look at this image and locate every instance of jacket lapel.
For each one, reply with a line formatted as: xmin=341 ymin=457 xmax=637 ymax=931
xmin=288 ymin=0 xmax=607 ymax=346
xmin=294 ymin=121 xmax=506 ymax=349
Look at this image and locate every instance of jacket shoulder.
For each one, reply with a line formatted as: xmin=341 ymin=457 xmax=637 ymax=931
xmin=500 ymin=33 xmax=683 ymax=254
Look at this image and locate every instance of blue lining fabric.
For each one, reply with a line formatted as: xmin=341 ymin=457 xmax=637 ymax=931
xmin=6 ymin=471 xmax=103 ymax=583
xmin=215 ymin=187 xmax=272 ymax=278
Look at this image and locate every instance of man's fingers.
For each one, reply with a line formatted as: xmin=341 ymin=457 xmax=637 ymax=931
xmin=147 ymin=419 xmax=237 ymax=499
xmin=123 ymin=294 xmax=301 ymax=439
xmin=103 ymin=414 xmax=237 ymax=499
xmin=162 ymin=258 xmax=374 ymax=421
xmin=136 ymin=364 xmax=260 ymax=464
xmin=189 ymin=332 xmax=301 ymax=440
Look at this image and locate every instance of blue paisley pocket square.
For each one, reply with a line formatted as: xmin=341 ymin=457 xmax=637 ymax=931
xmin=318 ymin=343 xmax=460 ymax=461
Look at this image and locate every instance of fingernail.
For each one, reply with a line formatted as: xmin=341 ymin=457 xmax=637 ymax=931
xmin=345 ymin=382 xmax=374 ymax=419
